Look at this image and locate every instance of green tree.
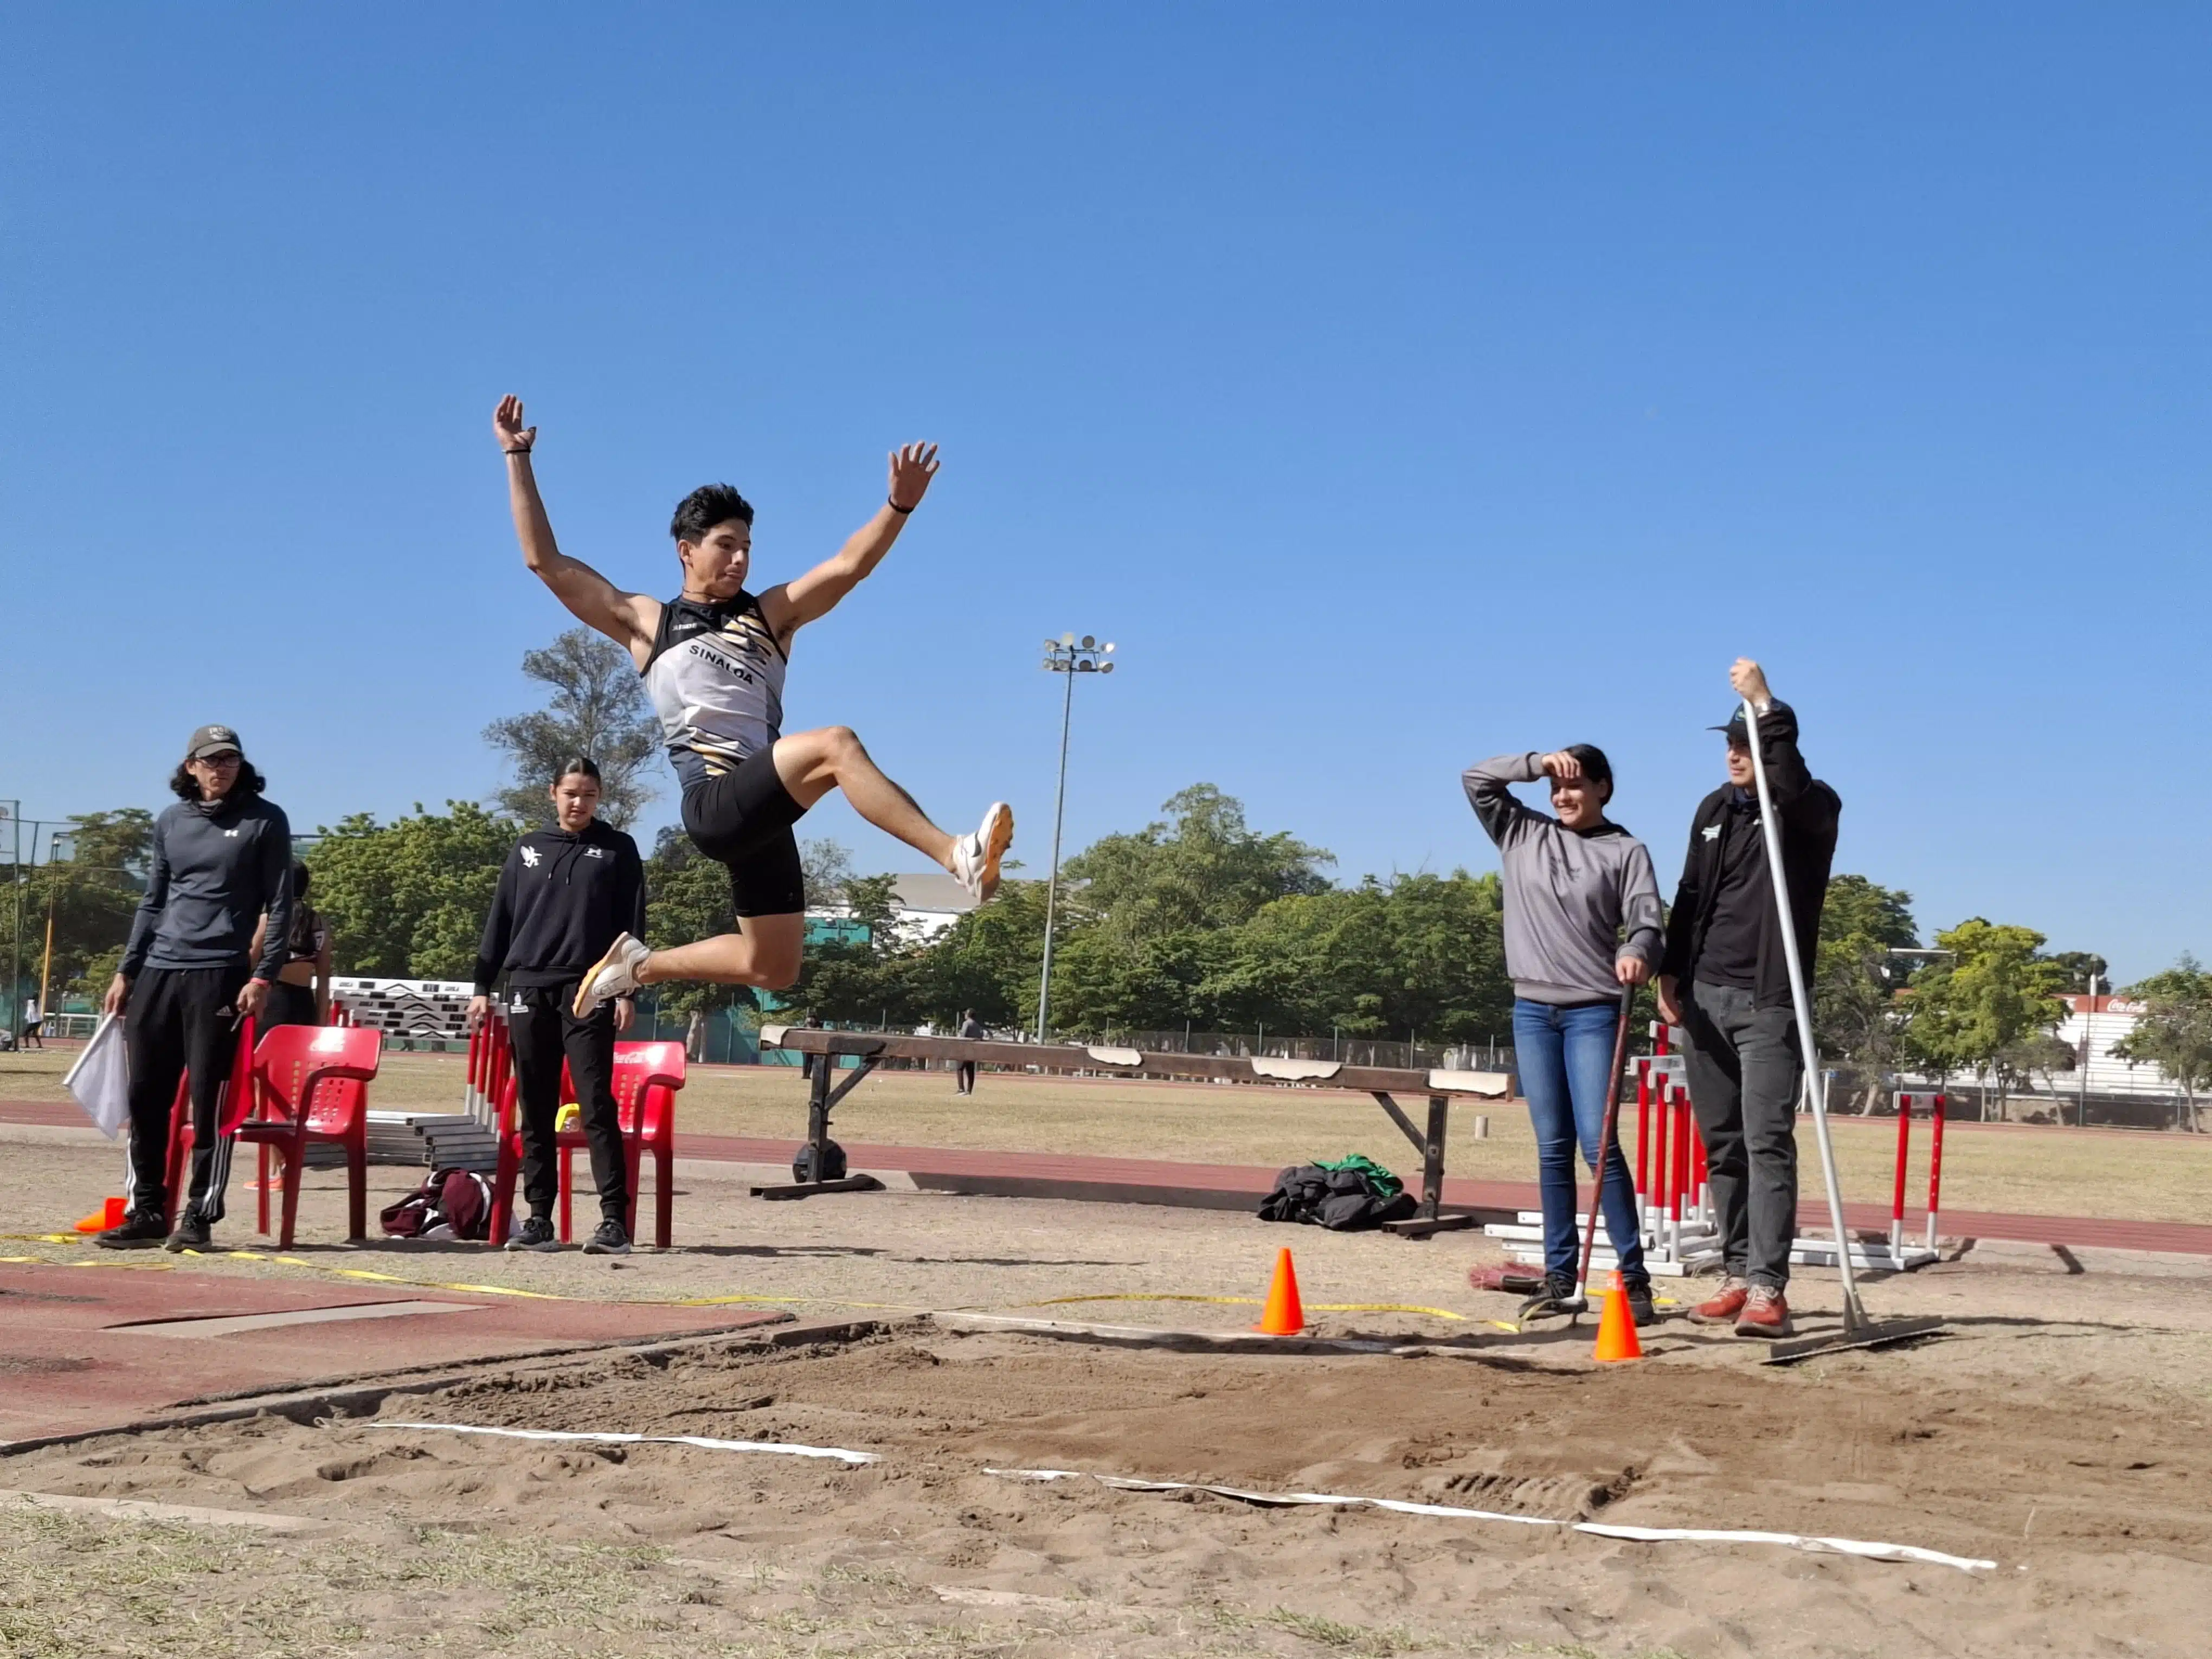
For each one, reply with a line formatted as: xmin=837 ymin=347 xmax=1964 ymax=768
xmin=904 ymin=878 xmax=1051 ymax=1030
xmin=1065 ymin=784 xmax=1333 ymax=943
xmin=1814 ymin=875 xmax=1919 ymax=1112
xmin=305 ymin=803 xmax=518 ymax=980
xmin=0 ymin=810 xmax=156 ymax=1011
xmin=483 ymin=627 xmax=663 ymax=828
xmin=2040 ymin=950 xmax=2111 ymax=995
xmin=1906 ymin=918 xmax=2069 ymax=1120
xmin=2110 ymin=956 xmax=2212 ymax=1133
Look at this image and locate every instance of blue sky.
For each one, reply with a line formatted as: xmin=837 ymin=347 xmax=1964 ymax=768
xmin=3 ymin=7 xmax=2206 ymax=980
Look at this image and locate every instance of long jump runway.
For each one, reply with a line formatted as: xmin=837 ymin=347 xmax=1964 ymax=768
xmin=0 ymin=1261 xmax=790 ymax=1449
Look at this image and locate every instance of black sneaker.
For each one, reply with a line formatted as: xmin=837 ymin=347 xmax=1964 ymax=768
xmin=164 ymin=1211 xmax=211 ymax=1253
xmin=504 ymin=1215 xmax=560 ymax=1252
xmin=1623 ymin=1279 xmax=1660 ymax=1328
xmin=94 ymin=1211 xmax=170 ymax=1250
xmin=582 ymin=1218 xmax=632 ymax=1257
xmin=1516 ymin=1271 xmax=1585 ymax=1321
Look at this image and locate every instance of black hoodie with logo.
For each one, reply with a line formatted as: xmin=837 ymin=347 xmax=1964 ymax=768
xmin=1658 ymin=699 xmax=1841 ymax=1012
xmin=472 ymin=820 xmax=647 ymax=996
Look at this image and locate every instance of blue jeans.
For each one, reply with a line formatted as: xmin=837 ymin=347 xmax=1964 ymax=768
xmin=1512 ymin=998 xmax=1645 ymax=1286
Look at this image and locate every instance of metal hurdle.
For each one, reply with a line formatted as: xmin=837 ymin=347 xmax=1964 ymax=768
xmin=1790 ymin=1088 xmax=1945 ymax=1272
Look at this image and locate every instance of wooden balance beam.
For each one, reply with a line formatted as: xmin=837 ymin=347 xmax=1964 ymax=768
xmin=756 ymin=1025 xmax=1512 ymax=1236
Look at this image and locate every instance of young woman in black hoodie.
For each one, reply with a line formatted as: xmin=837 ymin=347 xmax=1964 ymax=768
xmin=468 ymin=758 xmax=648 ymax=1255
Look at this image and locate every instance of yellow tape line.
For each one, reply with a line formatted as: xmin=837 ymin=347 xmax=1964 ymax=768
xmin=1026 ymin=1293 xmax=1469 ymax=1322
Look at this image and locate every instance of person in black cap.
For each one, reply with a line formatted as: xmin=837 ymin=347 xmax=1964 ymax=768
xmin=1656 ymin=660 xmax=1841 ymax=1338
xmin=97 ymin=725 xmax=294 ymax=1251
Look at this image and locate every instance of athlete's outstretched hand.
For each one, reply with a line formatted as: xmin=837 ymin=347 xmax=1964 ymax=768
xmin=887 ymin=442 xmax=940 ymax=512
xmin=494 ymin=395 xmax=537 ymax=455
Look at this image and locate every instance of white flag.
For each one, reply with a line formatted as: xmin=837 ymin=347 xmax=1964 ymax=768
xmin=63 ymin=1014 xmax=130 ymax=1139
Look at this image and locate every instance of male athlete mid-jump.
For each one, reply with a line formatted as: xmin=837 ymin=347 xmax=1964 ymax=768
xmin=493 ymin=396 xmax=1012 ymax=1016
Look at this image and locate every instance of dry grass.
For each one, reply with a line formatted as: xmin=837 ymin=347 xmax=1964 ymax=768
xmin=9 ymin=1044 xmax=2210 ymax=1226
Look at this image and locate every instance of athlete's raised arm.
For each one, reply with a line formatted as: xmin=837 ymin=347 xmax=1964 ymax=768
xmin=494 ymin=396 xmax=661 ymax=663
xmin=759 ymin=442 xmax=939 ymax=640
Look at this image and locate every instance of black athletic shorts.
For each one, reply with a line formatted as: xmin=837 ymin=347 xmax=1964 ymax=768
xmin=680 ymin=749 xmax=808 ymax=918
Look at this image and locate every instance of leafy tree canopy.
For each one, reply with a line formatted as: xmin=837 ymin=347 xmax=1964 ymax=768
xmin=306 ymin=802 xmax=519 ymax=981
xmin=484 ymin=627 xmax=663 ymax=829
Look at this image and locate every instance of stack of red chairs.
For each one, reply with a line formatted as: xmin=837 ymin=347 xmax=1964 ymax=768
xmin=485 ymin=1040 xmax=686 ymax=1249
xmin=163 ymin=1021 xmax=383 ymax=1246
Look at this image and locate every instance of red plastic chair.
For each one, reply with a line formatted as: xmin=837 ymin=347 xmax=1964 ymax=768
xmin=487 ymin=1040 xmax=686 ymax=1248
xmin=237 ymin=1025 xmax=383 ymax=1246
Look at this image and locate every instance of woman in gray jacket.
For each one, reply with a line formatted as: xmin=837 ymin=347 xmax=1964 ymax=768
xmin=1464 ymin=746 xmax=1662 ymax=1322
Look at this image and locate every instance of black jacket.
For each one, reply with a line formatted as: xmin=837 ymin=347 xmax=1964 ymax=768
xmin=122 ymin=794 xmax=294 ymax=982
xmin=472 ymin=821 xmax=647 ymax=995
xmin=1659 ymin=700 xmax=1841 ymax=1012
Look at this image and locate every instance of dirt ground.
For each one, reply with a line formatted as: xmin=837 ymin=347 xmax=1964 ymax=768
xmin=9 ymin=1043 xmax=2212 ymax=1224
xmin=3 ymin=1118 xmax=2211 ymax=1656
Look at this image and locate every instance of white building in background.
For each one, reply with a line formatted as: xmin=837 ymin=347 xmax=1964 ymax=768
xmin=803 ymin=872 xmax=980 ymax=943
xmin=2052 ymin=992 xmax=2172 ymax=1096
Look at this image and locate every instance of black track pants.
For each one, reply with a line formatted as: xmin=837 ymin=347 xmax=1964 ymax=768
xmin=506 ymin=983 xmax=631 ymax=1222
xmin=123 ymin=965 xmax=249 ymax=1223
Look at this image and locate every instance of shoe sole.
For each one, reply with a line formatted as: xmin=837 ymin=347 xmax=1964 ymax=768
xmin=1735 ymin=1317 xmax=1793 ymax=1338
xmin=571 ymin=934 xmax=637 ymax=1019
xmin=164 ymin=1237 xmax=209 ymax=1253
xmin=95 ymin=1237 xmax=163 ymax=1251
xmin=582 ymin=1242 xmax=632 ymax=1256
xmin=1686 ymin=1308 xmax=1745 ymax=1326
xmin=972 ymin=803 xmax=1014 ymax=900
xmin=504 ymin=1237 xmax=562 ymax=1252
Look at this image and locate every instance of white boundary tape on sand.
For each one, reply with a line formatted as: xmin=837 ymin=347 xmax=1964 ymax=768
xmin=357 ymin=1420 xmax=1992 ymax=1573
xmin=366 ymin=1421 xmax=879 ymax=1465
xmin=988 ymin=1469 xmax=1996 ymax=1573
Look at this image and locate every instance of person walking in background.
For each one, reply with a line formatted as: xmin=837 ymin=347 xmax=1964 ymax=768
xmin=467 ymin=758 xmax=647 ymax=1256
xmin=1657 ymin=659 xmax=1841 ymax=1340
xmin=19 ymin=995 xmax=41 ymax=1050
xmin=1464 ymin=743 xmax=1663 ymax=1324
xmin=955 ymin=1008 xmax=985 ymax=1095
xmin=250 ymin=862 xmax=331 ymax=1028
xmin=97 ymin=725 xmax=294 ymax=1252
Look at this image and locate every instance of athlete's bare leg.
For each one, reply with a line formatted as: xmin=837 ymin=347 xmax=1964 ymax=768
xmin=635 ymin=915 xmax=803 ymax=992
xmin=574 ymin=726 xmax=1011 ymax=1018
xmin=771 ymin=726 xmax=957 ymax=870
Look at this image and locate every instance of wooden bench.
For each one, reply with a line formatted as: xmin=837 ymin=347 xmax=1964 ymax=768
xmin=756 ymin=1025 xmax=1511 ymax=1236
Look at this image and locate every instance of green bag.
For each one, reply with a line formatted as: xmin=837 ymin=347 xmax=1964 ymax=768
xmin=1313 ymin=1153 xmax=1403 ymax=1203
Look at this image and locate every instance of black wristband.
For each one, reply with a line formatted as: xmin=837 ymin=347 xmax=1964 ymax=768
xmin=888 ymin=497 xmax=914 ymax=515
xmin=504 ymin=447 xmax=531 ymax=456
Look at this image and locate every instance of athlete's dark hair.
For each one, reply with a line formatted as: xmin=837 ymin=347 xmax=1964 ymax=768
xmin=670 ymin=484 xmax=754 ymax=544
xmin=550 ymin=756 xmax=602 ymax=786
xmin=170 ymin=760 xmax=267 ymax=802
xmin=1563 ymin=743 xmax=1614 ymax=805
xmin=291 ymin=860 xmax=312 ymax=898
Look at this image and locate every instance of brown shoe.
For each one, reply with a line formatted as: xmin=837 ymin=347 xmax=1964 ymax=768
xmin=1688 ymin=1275 xmax=1750 ymax=1325
xmin=1735 ymin=1284 xmax=1792 ymax=1338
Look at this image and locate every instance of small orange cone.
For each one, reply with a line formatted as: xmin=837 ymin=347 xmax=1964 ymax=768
xmin=1591 ymin=1270 xmax=1644 ymax=1363
xmin=73 ymin=1197 xmax=126 ymax=1234
xmin=1253 ymin=1247 xmax=1306 ymax=1335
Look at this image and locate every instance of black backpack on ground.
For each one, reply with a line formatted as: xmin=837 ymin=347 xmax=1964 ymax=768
xmin=1257 ymin=1156 xmax=1418 ymax=1231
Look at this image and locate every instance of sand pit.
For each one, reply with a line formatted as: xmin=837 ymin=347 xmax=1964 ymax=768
xmin=7 ymin=1316 xmax=2210 ymax=1656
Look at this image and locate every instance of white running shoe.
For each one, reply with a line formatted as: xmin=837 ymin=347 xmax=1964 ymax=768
xmin=950 ymin=802 xmax=1014 ymax=902
xmin=573 ymin=931 xmax=650 ymax=1018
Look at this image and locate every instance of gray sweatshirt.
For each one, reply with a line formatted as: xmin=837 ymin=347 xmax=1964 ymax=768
xmin=1463 ymin=754 xmax=1664 ymax=1005
xmin=121 ymin=794 xmax=294 ymax=982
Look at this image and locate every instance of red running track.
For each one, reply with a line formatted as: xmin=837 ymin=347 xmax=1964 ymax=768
xmin=9 ymin=1099 xmax=2207 ymax=1258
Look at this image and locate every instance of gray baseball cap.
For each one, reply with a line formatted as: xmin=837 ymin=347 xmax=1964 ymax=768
xmin=185 ymin=723 xmax=245 ymax=760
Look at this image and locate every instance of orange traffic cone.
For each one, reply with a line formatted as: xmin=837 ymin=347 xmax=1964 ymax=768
xmin=1254 ymin=1247 xmax=1306 ymax=1335
xmin=73 ymin=1197 xmax=125 ymax=1234
xmin=1591 ymin=1270 xmax=1644 ymax=1363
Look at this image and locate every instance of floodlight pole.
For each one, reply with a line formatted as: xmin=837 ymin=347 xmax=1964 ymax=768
xmin=1036 ymin=635 xmax=1115 ymax=1044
